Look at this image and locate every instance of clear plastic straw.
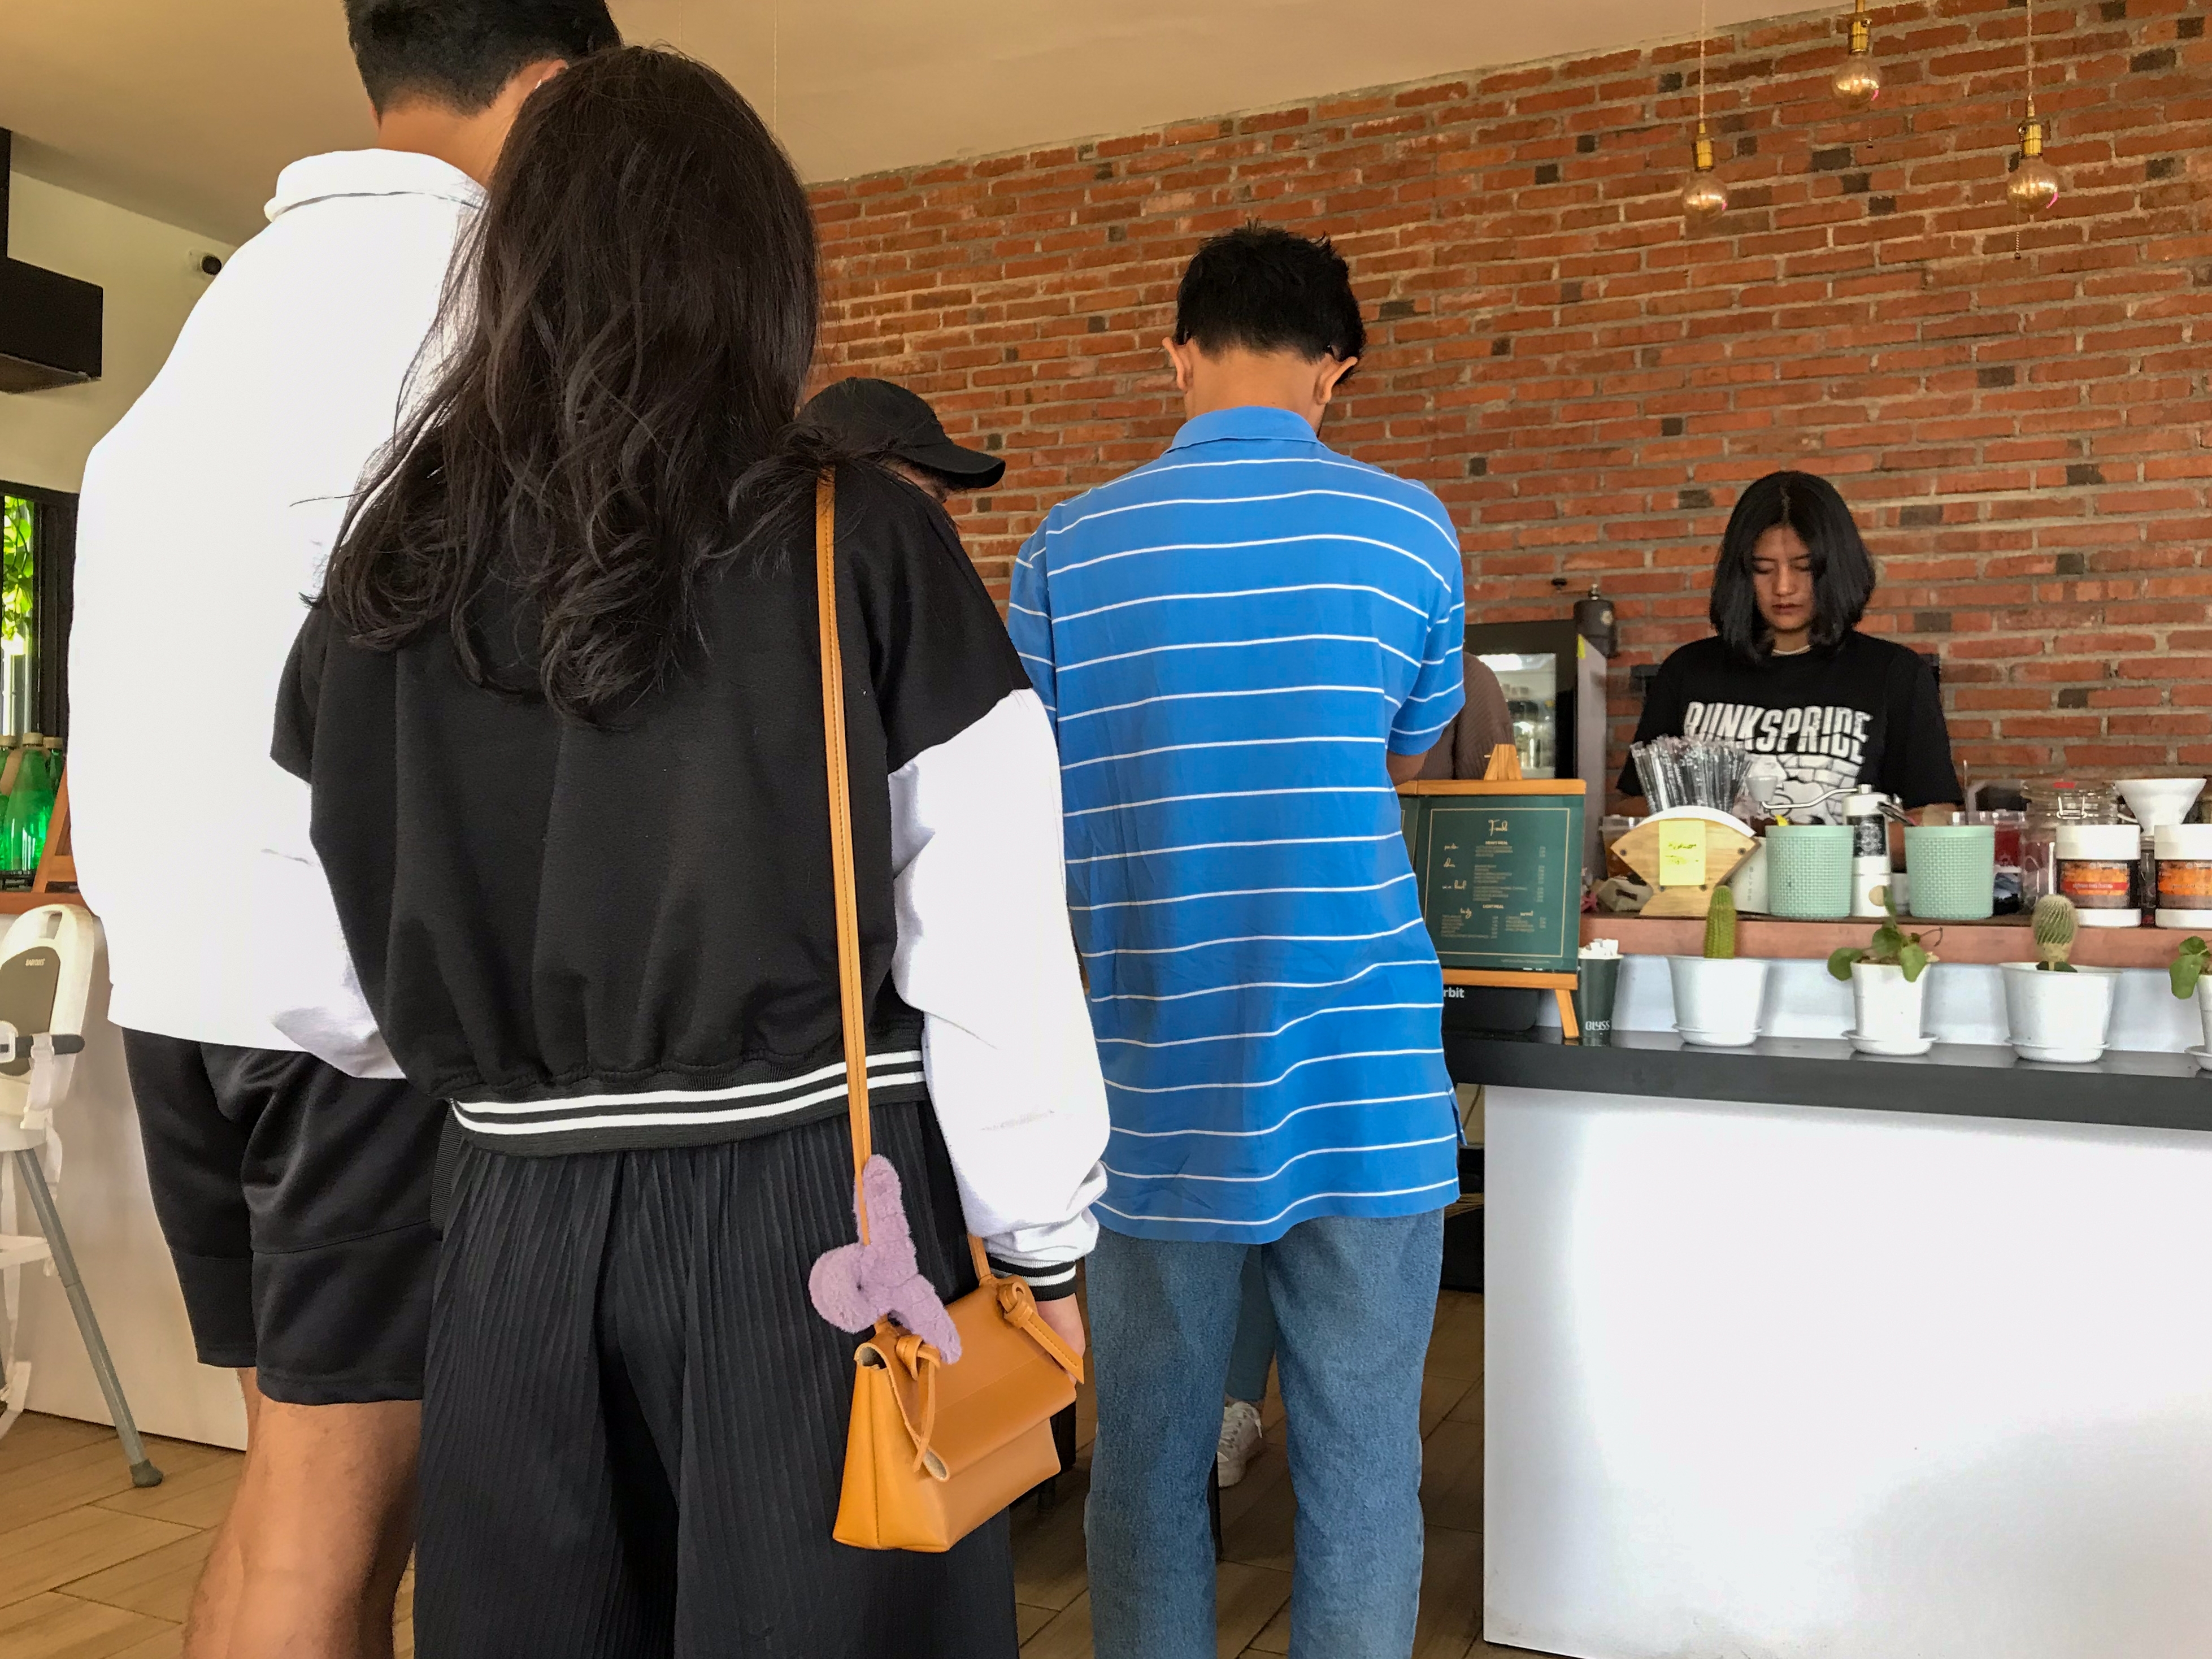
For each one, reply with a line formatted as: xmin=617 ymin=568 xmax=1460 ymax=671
xmin=1636 ymin=735 xmax=1750 ymax=817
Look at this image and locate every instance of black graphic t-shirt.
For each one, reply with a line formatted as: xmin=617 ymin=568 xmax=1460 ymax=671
xmin=1618 ymin=631 xmax=1960 ymax=822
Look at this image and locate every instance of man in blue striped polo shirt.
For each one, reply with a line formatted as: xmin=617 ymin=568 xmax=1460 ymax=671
xmin=1009 ymin=225 xmax=1465 ymax=1659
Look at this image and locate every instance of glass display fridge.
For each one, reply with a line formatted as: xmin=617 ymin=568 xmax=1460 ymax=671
xmin=1464 ymin=618 xmax=1609 ymax=875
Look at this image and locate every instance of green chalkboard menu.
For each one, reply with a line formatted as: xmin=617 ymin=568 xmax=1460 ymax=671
xmin=1403 ymin=783 xmax=1586 ymax=974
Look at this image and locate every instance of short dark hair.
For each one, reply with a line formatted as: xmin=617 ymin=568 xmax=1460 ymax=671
xmin=344 ymin=0 xmax=620 ymax=113
xmin=1172 ymin=224 xmax=1366 ymax=368
xmin=1709 ymin=471 xmax=1878 ymax=663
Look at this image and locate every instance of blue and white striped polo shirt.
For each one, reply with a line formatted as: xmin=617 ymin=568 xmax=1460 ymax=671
xmin=1008 ymin=405 xmax=1467 ymax=1243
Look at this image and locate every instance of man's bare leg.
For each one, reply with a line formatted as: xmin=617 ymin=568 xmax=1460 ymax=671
xmin=224 ymin=1395 xmax=421 ymax=1659
xmin=180 ymin=1369 xmax=262 ymax=1659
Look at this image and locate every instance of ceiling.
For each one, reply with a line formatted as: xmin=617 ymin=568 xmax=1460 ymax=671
xmin=3 ymin=0 xmax=1819 ymax=246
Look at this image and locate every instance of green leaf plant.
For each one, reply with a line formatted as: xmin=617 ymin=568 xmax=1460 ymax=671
xmin=2170 ymin=936 xmax=2211 ymax=1000
xmin=1826 ymin=885 xmax=1938 ymax=985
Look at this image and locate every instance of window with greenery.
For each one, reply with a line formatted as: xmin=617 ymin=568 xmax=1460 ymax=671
xmin=0 ymin=483 xmax=75 ymax=740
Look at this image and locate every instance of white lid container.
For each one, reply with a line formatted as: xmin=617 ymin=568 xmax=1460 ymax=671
xmin=2055 ymin=823 xmax=2142 ymax=860
xmin=2157 ymin=909 xmax=2212 ymax=930
xmin=2154 ymin=823 xmax=2212 ymax=860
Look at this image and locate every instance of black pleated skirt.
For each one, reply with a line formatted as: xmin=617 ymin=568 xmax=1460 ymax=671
xmin=413 ymin=1102 xmax=1019 ymax=1659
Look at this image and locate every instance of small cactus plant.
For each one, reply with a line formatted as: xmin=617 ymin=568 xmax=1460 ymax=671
xmin=2032 ymin=893 xmax=2078 ymax=972
xmin=1703 ymin=885 xmax=1738 ymax=961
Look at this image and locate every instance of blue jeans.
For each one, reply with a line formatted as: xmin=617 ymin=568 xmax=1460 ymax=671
xmin=1225 ymin=1247 xmax=1277 ymax=1404
xmin=1085 ymin=1210 xmax=1444 ymax=1659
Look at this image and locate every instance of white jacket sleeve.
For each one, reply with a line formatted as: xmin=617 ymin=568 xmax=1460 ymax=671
xmin=258 ymin=773 xmax=405 ymax=1080
xmin=889 ymin=687 xmax=1107 ymax=1287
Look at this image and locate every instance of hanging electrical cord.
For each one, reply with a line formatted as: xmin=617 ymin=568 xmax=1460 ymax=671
xmin=2008 ymin=0 xmax=2062 ymax=214
xmin=1681 ymin=0 xmax=1729 ymax=223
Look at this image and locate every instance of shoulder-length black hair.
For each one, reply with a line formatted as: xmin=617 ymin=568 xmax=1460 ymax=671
xmin=1708 ymin=470 xmax=1876 ymax=665
xmin=325 ymin=45 xmax=818 ymax=724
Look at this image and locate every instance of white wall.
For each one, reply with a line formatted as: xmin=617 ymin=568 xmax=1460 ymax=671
xmin=1 ymin=168 xmax=235 ymax=492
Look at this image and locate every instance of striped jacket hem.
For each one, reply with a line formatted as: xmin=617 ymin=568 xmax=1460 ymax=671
xmin=449 ymin=1050 xmax=927 ymax=1156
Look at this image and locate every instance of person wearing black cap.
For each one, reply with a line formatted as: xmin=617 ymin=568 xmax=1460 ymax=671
xmin=801 ymin=376 xmax=1006 ymax=503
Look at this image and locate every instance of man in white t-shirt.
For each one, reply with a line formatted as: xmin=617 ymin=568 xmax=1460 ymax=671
xmin=67 ymin=5 xmax=615 ymax=1653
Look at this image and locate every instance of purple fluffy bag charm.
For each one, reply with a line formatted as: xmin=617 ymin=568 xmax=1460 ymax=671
xmin=809 ymin=1154 xmax=962 ymax=1362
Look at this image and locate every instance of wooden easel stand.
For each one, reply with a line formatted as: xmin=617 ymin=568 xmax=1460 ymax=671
xmin=1409 ymin=743 xmax=1585 ymax=1041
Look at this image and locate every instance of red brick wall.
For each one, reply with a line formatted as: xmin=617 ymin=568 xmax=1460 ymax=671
xmin=811 ymin=0 xmax=2212 ymax=796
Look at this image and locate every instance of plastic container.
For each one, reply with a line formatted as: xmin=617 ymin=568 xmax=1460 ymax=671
xmin=1904 ymin=824 xmax=1997 ymax=921
xmin=1727 ymin=837 xmax=1770 ymax=914
xmin=1763 ymin=824 xmax=1854 ymax=920
xmin=1975 ymin=809 xmax=2027 ymax=915
xmin=2154 ymin=823 xmax=2212 ymax=929
xmin=2055 ymin=823 xmax=2142 ymax=927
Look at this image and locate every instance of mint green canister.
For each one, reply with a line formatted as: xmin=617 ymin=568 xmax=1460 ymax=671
xmin=1904 ymin=824 xmax=1996 ymax=920
xmin=1764 ymin=823 xmax=1854 ymax=920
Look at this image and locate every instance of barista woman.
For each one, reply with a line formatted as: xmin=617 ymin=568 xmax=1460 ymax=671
xmin=1618 ymin=470 xmax=1961 ymax=824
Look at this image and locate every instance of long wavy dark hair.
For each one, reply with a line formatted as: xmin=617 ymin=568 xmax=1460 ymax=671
xmin=325 ymin=45 xmax=818 ymax=723
xmin=1708 ymin=470 xmax=1877 ymax=665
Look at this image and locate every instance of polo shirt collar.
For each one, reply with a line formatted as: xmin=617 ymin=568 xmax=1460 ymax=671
xmin=1167 ymin=405 xmax=1319 ymax=451
xmin=265 ymin=149 xmax=485 ymax=225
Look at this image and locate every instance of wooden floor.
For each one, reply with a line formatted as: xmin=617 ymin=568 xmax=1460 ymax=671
xmin=0 ymin=1291 xmax=1528 ymax=1659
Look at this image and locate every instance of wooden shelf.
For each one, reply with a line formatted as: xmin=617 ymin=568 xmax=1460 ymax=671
xmin=1581 ymin=912 xmax=2193 ymax=970
xmin=0 ymin=891 xmax=84 ymax=914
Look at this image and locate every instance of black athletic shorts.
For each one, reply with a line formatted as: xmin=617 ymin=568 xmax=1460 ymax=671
xmin=120 ymin=1030 xmax=445 ymax=1405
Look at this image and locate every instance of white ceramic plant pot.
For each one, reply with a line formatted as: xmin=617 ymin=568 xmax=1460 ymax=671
xmin=1851 ymin=961 xmax=1926 ymax=1045
xmin=2198 ymin=977 xmax=2212 ymax=1053
xmin=2000 ymin=963 xmax=2119 ymax=1065
xmin=1667 ymin=956 xmax=1771 ymax=1047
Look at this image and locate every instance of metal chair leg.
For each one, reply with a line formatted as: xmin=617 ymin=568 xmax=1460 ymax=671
xmin=12 ymin=1149 xmax=162 ymax=1486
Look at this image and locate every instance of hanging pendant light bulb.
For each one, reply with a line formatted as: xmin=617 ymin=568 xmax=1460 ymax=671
xmin=1833 ymin=0 xmax=1883 ymax=110
xmin=1680 ymin=0 xmax=1728 ymax=224
xmin=1683 ymin=124 xmax=1729 ymax=223
xmin=2008 ymin=111 xmax=2062 ymax=214
xmin=2006 ymin=0 xmax=2061 ymax=215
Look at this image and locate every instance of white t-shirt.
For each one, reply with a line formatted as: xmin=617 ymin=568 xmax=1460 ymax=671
xmin=68 ymin=149 xmax=481 ymax=1057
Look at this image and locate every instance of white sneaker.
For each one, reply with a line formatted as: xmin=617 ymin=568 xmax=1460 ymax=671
xmin=1216 ymin=1399 xmax=1264 ymax=1488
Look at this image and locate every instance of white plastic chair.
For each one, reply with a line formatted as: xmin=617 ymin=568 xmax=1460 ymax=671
xmin=0 ymin=903 xmax=161 ymax=1485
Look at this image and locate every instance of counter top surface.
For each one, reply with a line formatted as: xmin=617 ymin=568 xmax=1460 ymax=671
xmin=1581 ymin=913 xmax=2193 ymax=970
xmin=1447 ymin=1028 xmax=2212 ymax=1136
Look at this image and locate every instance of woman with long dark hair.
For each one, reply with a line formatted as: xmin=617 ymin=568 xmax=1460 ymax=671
xmin=1618 ymin=470 xmax=1960 ymax=823
xmin=272 ymin=46 xmax=1106 ymax=1657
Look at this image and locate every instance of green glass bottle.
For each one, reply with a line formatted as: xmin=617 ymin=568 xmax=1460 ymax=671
xmin=1 ymin=733 xmax=53 ymax=887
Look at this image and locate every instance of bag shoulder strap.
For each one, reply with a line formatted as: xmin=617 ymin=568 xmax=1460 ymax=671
xmin=815 ymin=474 xmax=1001 ymax=1284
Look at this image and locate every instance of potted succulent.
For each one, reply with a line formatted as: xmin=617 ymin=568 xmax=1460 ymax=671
xmin=1826 ymin=886 xmax=1937 ymax=1053
xmin=2000 ymin=895 xmax=2120 ymax=1064
xmin=2167 ymin=936 xmax=2212 ymax=1059
xmin=1668 ymin=886 xmax=1771 ymax=1047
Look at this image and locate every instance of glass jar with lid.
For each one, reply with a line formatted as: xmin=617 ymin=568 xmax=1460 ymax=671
xmin=2022 ymin=780 xmax=2118 ymax=902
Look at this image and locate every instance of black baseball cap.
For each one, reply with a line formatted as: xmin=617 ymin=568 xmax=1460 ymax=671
xmin=799 ymin=377 xmax=1006 ymax=490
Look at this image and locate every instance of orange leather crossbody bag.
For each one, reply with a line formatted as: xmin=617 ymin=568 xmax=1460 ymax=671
xmin=811 ymin=472 xmax=1084 ymax=1553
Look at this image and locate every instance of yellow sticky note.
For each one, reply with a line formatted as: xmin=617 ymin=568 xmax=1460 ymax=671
xmin=1658 ymin=821 xmax=1707 ymax=887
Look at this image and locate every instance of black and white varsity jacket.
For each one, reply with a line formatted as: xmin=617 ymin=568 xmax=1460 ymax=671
xmin=270 ymin=462 xmax=1107 ymax=1286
